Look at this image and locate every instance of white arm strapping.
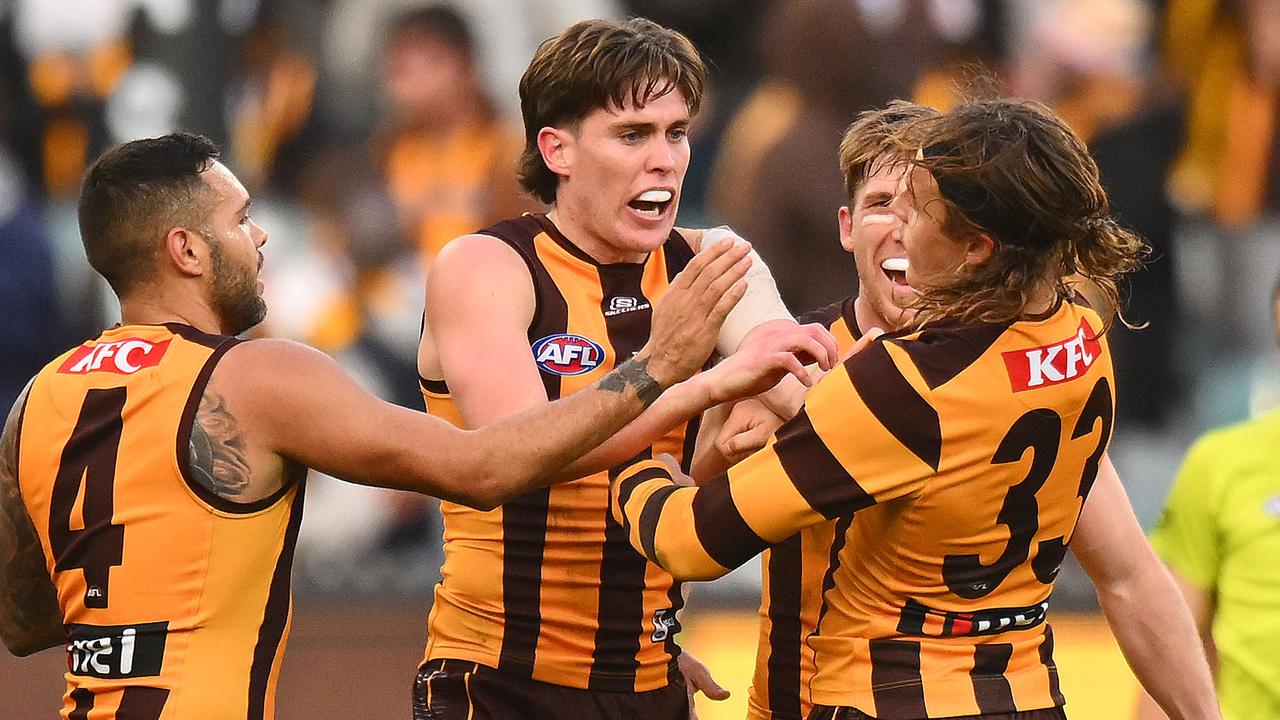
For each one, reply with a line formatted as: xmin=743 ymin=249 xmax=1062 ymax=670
xmin=698 ymin=226 xmax=793 ymax=356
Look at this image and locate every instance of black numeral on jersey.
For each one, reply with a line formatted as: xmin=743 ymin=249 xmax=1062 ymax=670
xmin=1032 ymin=378 xmax=1113 ymax=583
xmin=943 ymin=409 xmax=1060 ymax=599
xmin=49 ymin=387 xmax=127 ymax=608
xmin=943 ymin=377 xmax=1112 ymax=599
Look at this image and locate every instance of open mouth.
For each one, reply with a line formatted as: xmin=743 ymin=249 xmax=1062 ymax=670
xmin=628 ymin=189 xmax=674 ymax=218
xmin=881 ymin=257 xmax=910 ymax=287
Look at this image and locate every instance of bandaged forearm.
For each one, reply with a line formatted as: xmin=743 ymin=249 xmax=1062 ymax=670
xmin=700 ymin=227 xmax=793 ymax=356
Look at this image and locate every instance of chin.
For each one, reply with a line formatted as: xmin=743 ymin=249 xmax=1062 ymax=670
xmin=617 ymin=225 xmax=671 ymax=254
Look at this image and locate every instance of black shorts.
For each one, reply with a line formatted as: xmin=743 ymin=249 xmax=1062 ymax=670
xmin=808 ymin=706 xmax=1067 ymax=720
xmin=411 ymin=659 xmax=689 ymax=720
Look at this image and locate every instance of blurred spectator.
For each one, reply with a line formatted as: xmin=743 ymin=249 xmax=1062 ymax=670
xmin=1011 ymin=0 xmax=1187 ymax=428
xmin=0 ymin=150 xmax=66 ymax=414
xmin=708 ymin=0 xmax=941 ymax=313
xmin=319 ymin=0 xmax=623 ymax=134
xmin=376 ymin=5 xmax=531 ymax=266
xmin=621 ymin=0 xmax=775 ymax=219
xmin=1160 ymin=0 xmax=1280 ymax=364
xmin=0 ymin=5 xmax=90 ymax=413
xmin=12 ymin=0 xmax=131 ymax=197
xmin=1164 ymin=0 xmax=1280 ymax=226
xmin=226 ymin=1 xmax=323 ymax=197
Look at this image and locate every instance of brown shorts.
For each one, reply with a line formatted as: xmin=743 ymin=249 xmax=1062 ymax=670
xmin=411 ymin=659 xmax=689 ymax=720
xmin=808 ymin=706 xmax=1067 ymax=720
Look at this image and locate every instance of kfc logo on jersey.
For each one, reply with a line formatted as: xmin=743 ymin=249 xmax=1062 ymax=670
xmin=532 ymin=334 xmax=606 ymax=376
xmin=1002 ymin=319 xmax=1101 ymax=392
xmin=58 ymin=339 xmax=171 ymax=375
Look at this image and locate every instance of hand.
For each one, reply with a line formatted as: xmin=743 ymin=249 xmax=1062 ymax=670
xmin=678 ymin=649 xmax=730 ymax=720
xmin=715 ymin=398 xmax=788 ymax=464
xmin=640 ymin=237 xmax=751 ymax=388
xmin=700 ymin=322 xmax=839 ymax=405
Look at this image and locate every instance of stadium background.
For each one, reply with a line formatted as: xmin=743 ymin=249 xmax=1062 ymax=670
xmin=1 ymin=0 xmax=1277 ymax=717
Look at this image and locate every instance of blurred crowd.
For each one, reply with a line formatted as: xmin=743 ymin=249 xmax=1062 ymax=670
xmin=1 ymin=0 xmax=1278 ymax=600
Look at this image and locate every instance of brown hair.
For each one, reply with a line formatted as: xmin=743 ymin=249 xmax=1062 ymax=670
xmin=838 ymin=101 xmax=938 ymax=201
xmin=78 ymin=133 xmax=220 ymax=296
xmin=517 ymin=18 xmax=706 ymax=204
xmin=893 ymin=99 xmax=1148 ymax=328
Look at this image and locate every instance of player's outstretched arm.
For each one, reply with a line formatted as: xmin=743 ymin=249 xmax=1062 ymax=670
xmin=1134 ymin=567 xmax=1215 ymax=720
xmin=421 ymin=230 xmax=826 ymax=481
xmin=222 ymin=237 xmax=761 ymax=509
xmin=1073 ymin=456 xmax=1221 ymax=720
xmin=0 ymin=383 xmax=66 ymax=656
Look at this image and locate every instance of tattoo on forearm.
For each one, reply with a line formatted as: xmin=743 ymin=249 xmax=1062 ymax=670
xmin=189 ymin=390 xmax=251 ymax=500
xmin=1 ymin=385 xmax=66 ymax=654
xmin=600 ymin=356 xmax=663 ymax=407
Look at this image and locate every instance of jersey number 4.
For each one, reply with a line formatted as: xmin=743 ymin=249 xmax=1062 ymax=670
xmin=942 ymin=377 xmax=1113 ymax=599
xmin=49 ymin=387 xmax=127 ymax=609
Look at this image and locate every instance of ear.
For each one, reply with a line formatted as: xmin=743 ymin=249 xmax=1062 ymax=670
xmin=164 ymin=227 xmax=207 ymax=278
xmin=837 ymin=206 xmax=855 ymax=253
xmin=964 ymin=232 xmax=995 ymax=266
xmin=536 ymin=126 xmax=573 ymax=180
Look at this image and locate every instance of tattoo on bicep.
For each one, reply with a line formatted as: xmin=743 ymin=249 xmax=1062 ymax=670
xmin=189 ymin=390 xmax=251 ymax=499
xmin=0 ymin=384 xmax=65 ymax=653
xmin=599 ymin=356 xmax=662 ymax=407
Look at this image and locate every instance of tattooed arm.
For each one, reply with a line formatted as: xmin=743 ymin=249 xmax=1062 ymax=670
xmin=189 ymin=388 xmax=252 ymax=501
xmin=217 ymin=238 xmax=829 ymax=509
xmin=0 ymin=382 xmax=66 ymax=656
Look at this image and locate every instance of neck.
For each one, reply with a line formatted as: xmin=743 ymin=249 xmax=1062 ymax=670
xmin=407 ymin=91 xmax=486 ymax=136
xmin=852 ymin=295 xmax=890 ymax=335
xmin=119 ymin=290 xmax=225 ymax=335
xmin=546 ymin=205 xmax=647 ymax=265
xmin=1021 ymin=279 xmax=1060 ymax=318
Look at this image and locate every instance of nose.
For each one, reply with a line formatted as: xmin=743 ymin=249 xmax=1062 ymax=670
xmin=251 ymin=219 xmax=268 ymax=248
xmin=647 ymin=137 xmax=676 ymax=174
xmin=887 ymin=186 xmax=910 ymax=223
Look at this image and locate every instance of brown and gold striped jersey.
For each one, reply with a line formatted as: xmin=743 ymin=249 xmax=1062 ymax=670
xmin=749 ymin=296 xmax=861 ymax=720
xmin=615 ymin=298 xmax=1114 ymax=718
xmin=420 ymin=213 xmax=698 ymax=692
xmin=16 ymin=324 xmax=305 ymax=720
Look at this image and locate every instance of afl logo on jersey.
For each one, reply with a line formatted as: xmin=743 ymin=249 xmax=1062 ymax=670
xmin=532 ymin=334 xmax=605 ymax=376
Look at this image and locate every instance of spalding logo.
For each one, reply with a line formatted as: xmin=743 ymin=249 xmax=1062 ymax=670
xmin=532 ymin=334 xmax=605 ymax=376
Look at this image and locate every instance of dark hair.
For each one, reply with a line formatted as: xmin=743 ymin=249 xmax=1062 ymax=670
xmin=892 ymin=99 xmax=1148 ymax=328
xmin=517 ymin=18 xmax=706 ymax=204
xmin=385 ymin=5 xmax=475 ymax=60
xmin=78 ymin=133 xmax=220 ymax=295
xmin=838 ymin=101 xmax=938 ymax=201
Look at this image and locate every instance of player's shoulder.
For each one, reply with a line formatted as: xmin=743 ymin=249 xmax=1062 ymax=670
xmin=213 ymin=338 xmax=337 ymax=386
xmin=431 ymin=229 xmax=535 ymax=299
xmin=862 ymin=321 xmax=1010 ymax=392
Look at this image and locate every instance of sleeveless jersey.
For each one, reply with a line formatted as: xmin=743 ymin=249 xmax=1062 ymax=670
xmin=748 ymin=296 xmax=861 ymax=720
xmin=616 ymin=298 xmax=1114 ymax=718
xmin=420 ymin=213 xmax=699 ymax=692
xmin=16 ymin=324 xmax=304 ymax=720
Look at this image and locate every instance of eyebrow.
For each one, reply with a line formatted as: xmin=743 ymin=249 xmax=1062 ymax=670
xmin=239 ymin=198 xmax=252 ymax=215
xmin=612 ymin=121 xmax=657 ymax=133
